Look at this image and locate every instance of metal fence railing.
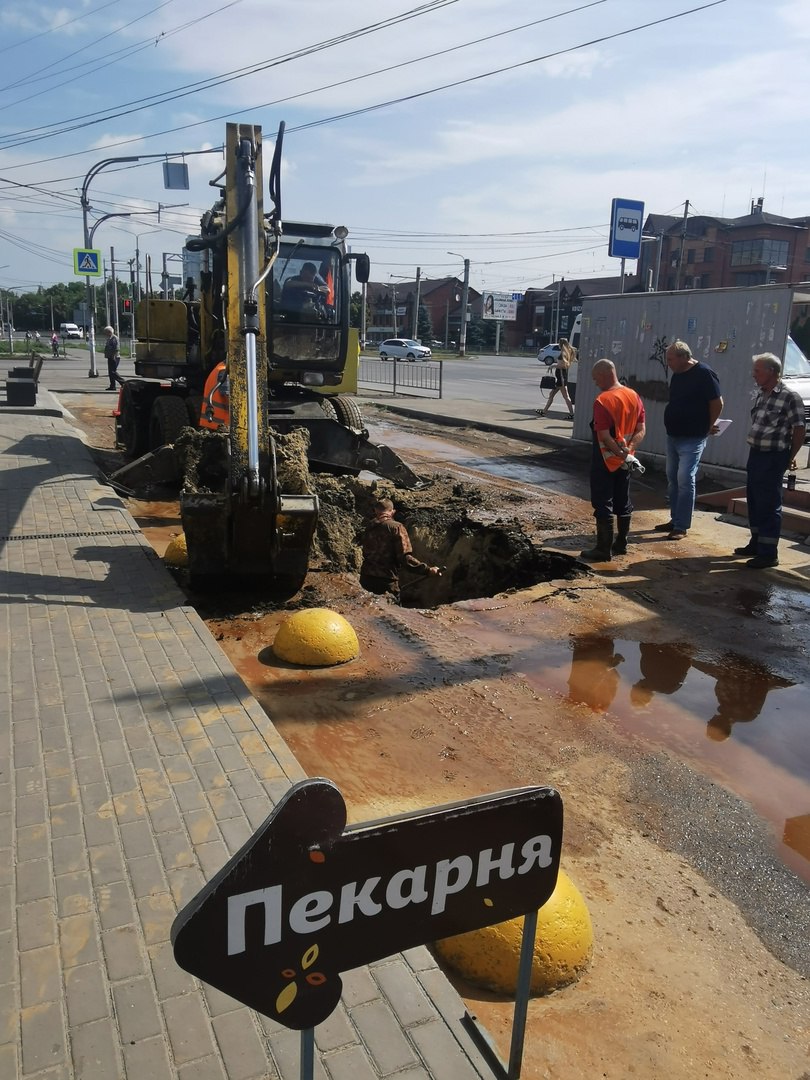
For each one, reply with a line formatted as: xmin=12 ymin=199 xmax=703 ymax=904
xmin=358 ymin=357 xmax=443 ymax=398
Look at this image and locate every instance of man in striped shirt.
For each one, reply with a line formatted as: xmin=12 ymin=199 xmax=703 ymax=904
xmin=735 ymin=352 xmax=806 ymax=569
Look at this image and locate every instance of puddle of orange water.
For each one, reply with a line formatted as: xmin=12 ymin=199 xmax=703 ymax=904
xmin=531 ymin=634 xmax=810 ymax=881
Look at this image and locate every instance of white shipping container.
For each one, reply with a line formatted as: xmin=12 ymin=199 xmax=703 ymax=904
xmin=573 ymin=285 xmax=810 ymax=471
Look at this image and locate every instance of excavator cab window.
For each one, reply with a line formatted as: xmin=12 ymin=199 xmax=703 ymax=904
xmin=274 ymin=246 xmax=339 ymax=325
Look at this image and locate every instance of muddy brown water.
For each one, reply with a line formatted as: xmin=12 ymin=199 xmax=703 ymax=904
xmin=72 ymin=400 xmax=810 ymax=1078
xmin=128 ymin=469 xmax=810 ymax=886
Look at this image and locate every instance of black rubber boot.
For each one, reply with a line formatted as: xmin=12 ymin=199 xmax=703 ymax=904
xmin=612 ymin=515 xmax=631 ymax=555
xmin=734 ymin=531 xmax=758 ymax=556
xmin=581 ymin=519 xmax=614 ymax=562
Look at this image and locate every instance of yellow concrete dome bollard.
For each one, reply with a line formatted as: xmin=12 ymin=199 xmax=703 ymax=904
xmin=163 ymin=532 xmax=189 ymax=567
xmin=273 ymin=608 xmax=360 ymax=667
xmin=434 ymin=869 xmax=593 ymax=995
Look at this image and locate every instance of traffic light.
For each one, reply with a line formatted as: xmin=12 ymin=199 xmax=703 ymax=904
xmin=122 ymin=298 xmax=132 ymax=314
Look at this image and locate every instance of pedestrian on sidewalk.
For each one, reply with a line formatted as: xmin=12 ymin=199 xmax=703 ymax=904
xmin=733 ymin=352 xmax=806 ymax=569
xmin=539 ymin=338 xmax=575 ymax=420
xmin=655 ymin=340 xmax=723 ymax=541
xmin=360 ymin=498 xmax=440 ymax=600
xmin=103 ymin=325 xmax=124 ymax=390
xmin=581 ymin=359 xmax=646 ymax=562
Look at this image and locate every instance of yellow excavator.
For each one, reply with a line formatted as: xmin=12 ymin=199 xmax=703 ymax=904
xmin=115 ymin=122 xmax=418 ymax=593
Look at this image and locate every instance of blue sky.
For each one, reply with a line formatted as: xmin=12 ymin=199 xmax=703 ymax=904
xmin=0 ymin=0 xmax=806 ymax=298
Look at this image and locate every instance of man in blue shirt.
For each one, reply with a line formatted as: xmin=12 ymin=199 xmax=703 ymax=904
xmin=654 ymin=340 xmax=723 ymax=541
xmin=734 ymin=352 xmax=806 ymax=568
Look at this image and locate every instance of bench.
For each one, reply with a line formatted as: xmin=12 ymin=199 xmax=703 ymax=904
xmin=1 ymin=352 xmax=43 ymax=407
xmin=7 ymin=352 xmax=44 ymax=384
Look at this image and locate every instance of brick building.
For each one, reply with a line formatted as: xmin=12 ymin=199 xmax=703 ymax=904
xmin=364 ymin=278 xmax=481 ymax=344
xmin=639 ymin=199 xmax=810 ymax=292
xmin=508 ymin=274 xmax=634 ymax=352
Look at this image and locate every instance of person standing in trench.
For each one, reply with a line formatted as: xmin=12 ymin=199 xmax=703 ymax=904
xmin=360 ymin=499 xmax=440 ymax=601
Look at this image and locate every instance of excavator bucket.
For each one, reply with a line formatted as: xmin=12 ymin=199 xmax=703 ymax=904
xmin=181 ymin=488 xmax=318 ymax=595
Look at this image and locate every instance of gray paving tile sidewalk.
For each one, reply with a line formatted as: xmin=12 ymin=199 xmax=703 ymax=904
xmin=0 ymin=407 xmax=493 ymax=1079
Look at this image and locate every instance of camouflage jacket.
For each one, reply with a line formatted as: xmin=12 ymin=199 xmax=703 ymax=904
xmin=360 ymin=519 xmax=429 ymax=583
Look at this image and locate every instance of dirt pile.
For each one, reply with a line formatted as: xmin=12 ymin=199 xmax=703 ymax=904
xmin=153 ymin=425 xmax=585 ymax=605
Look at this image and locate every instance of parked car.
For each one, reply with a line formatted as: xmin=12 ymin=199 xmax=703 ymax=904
xmin=59 ymin=322 xmax=82 ymax=339
xmin=378 ymin=338 xmax=431 ymax=361
xmin=537 ymin=343 xmax=561 ymax=365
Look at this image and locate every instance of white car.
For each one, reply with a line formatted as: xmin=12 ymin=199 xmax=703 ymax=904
xmin=537 ymin=344 xmax=561 ymax=365
xmin=378 ymin=338 xmax=431 ymax=361
xmin=59 ymin=322 xmax=82 ymax=339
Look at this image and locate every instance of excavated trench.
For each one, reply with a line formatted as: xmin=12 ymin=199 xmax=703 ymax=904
xmin=152 ymin=427 xmax=587 ymax=608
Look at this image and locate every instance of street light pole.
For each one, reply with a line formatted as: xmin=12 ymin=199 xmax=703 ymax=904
xmin=448 ymin=252 xmax=470 ymax=356
xmin=81 ymin=155 xmax=139 ymax=378
xmin=412 ymin=266 xmax=421 ymax=340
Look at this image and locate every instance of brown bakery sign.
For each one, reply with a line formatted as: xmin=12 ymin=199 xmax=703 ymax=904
xmin=171 ymin=779 xmax=563 ymax=1030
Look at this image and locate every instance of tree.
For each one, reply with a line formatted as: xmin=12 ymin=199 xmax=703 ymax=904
xmin=350 ymin=290 xmax=363 ymax=329
xmin=463 ymin=316 xmax=497 ymax=351
xmin=417 ymin=303 xmax=433 ymax=343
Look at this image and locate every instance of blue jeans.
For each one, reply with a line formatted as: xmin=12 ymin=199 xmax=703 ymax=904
xmin=666 ymin=434 xmax=707 ymax=531
xmin=746 ymin=447 xmax=791 ymax=555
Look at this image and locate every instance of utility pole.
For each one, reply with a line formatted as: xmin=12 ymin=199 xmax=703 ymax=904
xmin=675 ymin=199 xmax=689 ymax=290
xmin=111 ymin=247 xmax=120 ymax=336
xmin=391 ymin=281 xmax=397 ymax=337
xmin=459 ymin=258 xmax=470 ymax=356
xmin=412 ymin=266 xmax=421 ymax=340
xmin=554 ymin=278 xmax=563 ymax=341
xmin=654 ymin=233 xmax=663 ymax=291
xmin=102 ymin=261 xmax=108 ymax=322
xmin=448 ymin=253 xmax=470 ymax=356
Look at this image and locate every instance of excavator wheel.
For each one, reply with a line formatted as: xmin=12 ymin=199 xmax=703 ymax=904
xmin=149 ymin=394 xmax=191 ymax=450
xmin=186 ymin=394 xmax=203 ymax=427
xmin=119 ymin=383 xmax=148 ymax=458
xmin=330 ymin=394 xmax=365 ymax=433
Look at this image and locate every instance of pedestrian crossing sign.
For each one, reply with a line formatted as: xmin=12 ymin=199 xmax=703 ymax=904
xmin=73 ymin=248 xmax=102 ymax=276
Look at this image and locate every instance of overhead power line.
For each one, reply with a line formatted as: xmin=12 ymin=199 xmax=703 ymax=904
xmin=0 ymin=1 xmax=248 ymax=114
xmin=1 ymin=0 xmax=727 ymax=177
xmin=0 ymin=0 xmax=125 ymax=58
xmin=0 ymin=0 xmax=458 ymax=142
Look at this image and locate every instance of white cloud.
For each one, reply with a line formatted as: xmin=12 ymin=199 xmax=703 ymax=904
xmin=2 ymin=0 xmax=809 ymax=290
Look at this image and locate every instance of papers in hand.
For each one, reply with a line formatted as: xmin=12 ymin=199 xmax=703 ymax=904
xmin=713 ymin=419 xmax=733 ymax=437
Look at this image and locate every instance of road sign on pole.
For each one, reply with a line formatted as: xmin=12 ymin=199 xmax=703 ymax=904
xmin=73 ymin=248 xmax=102 ymax=276
xmin=608 ymin=198 xmax=644 ymax=260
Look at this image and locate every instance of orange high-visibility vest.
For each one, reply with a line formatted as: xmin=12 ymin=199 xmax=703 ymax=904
xmin=199 ymin=362 xmax=229 ymax=430
xmin=595 ymin=385 xmax=643 ymax=472
xmin=325 ymin=269 xmax=334 ymax=306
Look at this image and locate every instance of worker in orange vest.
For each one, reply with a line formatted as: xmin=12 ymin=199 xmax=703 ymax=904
xmin=199 ymin=362 xmax=230 ymax=430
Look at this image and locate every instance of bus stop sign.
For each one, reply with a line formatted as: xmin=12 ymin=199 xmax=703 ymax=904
xmin=608 ymin=198 xmax=644 ymax=260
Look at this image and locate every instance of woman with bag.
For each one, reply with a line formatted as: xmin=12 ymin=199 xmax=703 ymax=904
xmin=539 ymin=338 xmax=575 ymax=419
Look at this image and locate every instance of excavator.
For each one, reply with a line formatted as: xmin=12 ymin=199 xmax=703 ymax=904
xmin=114 ymin=121 xmax=419 ymax=594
